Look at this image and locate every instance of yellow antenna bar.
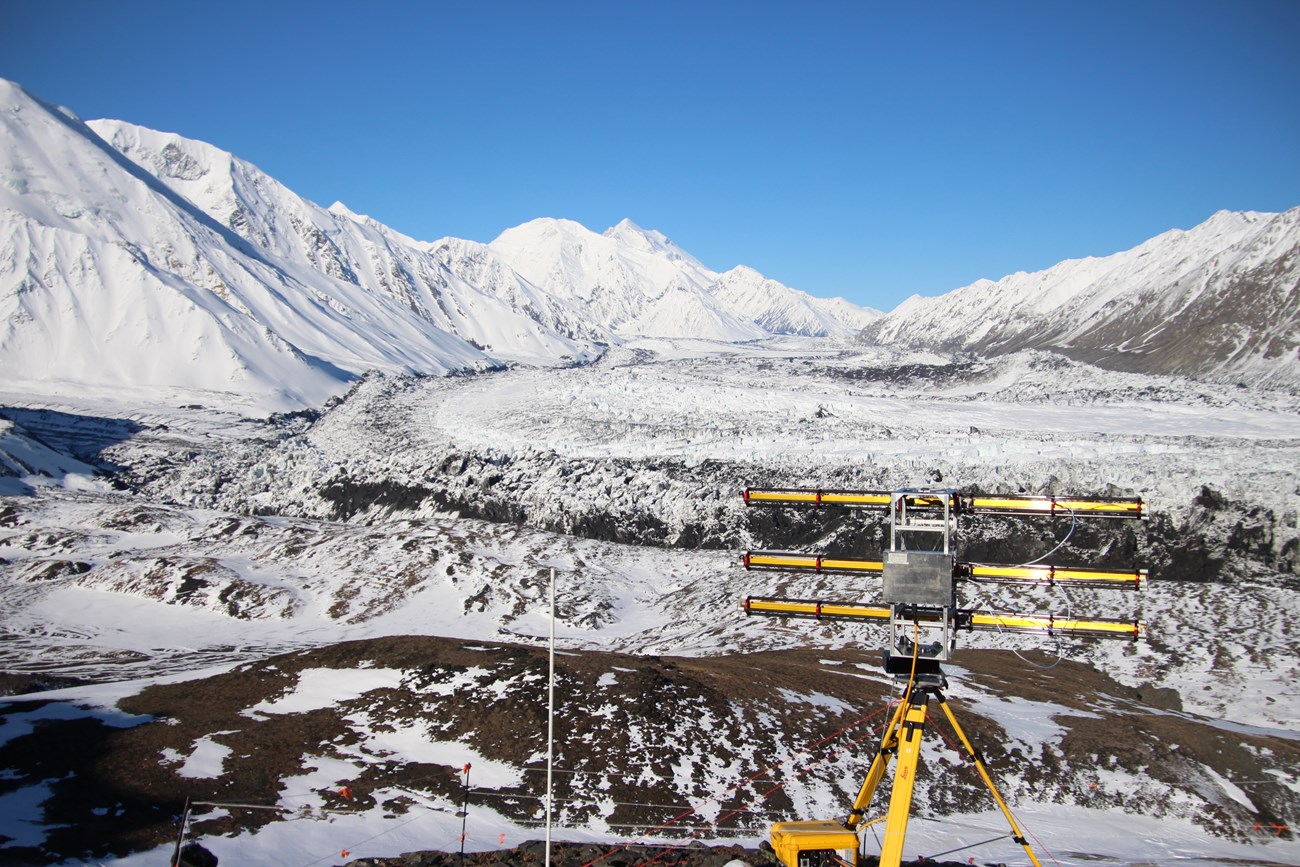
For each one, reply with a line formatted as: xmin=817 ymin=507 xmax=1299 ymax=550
xmin=968 ymin=611 xmax=1146 ymax=639
xmin=963 ymin=494 xmax=1146 ymax=519
xmin=743 ymin=487 xmax=893 ymax=508
xmin=743 ymin=595 xmax=1145 ymax=640
xmin=743 ymin=551 xmax=1147 ymax=590
xmin=742 ymin=487 xmax=1146 ymax=520
xmin=966 ymin=562 xmax=1147 ymax=590
xmin=743 ymin=596 xmax=892 ymax=621
xmin=743 ymin=551 xmax=885 ymax=574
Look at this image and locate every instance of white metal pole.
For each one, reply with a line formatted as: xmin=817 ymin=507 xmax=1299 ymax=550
xmin=545 ymin=567 xmax=555 ymax=866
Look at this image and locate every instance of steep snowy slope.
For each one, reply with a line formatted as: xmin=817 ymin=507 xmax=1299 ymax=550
xmin=861 ymin=208 xmax=1300 ymax=385
xmin=0 ymin=414 xmax=106 ymax=496
xmin=603 ymin=216 xmax=710 ymax=269
xmin=88 ymin=119 xmax=604 ymax=366
xmin=426 ymin=235 xmax=612 ymax=348
xmin=0 ymin=80 xmax=493 ymax=412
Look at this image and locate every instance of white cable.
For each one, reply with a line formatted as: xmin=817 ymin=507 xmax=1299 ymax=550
xmin=966 ymin=571 xmax=1065 ymax=671
xmin=965 ymin=503 xmax=1080 ymax=670
xmin=1016 ymin=503 xmax=1078 ymax=568
xmin=961 ymin=503 xmax=1076 ymax=575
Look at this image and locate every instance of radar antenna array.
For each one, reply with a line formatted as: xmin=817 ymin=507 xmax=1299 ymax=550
xmin=741 ymin=485 xmax=1148 ymax=867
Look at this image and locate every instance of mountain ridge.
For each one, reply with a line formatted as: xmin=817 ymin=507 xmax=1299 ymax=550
xmin=860 ymin=207 xmax=1300 ymax=385
xmin=4 ymin=74 xmax=1298 ymax=415
xmin=0 ymin=79 xmax=497 ymax=413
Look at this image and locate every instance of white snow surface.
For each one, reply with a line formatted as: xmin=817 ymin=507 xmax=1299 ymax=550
xmin=245 ymin=667 xmax=407 ymax=717
xmin=167 ymin=735 xmax=235 ymax=780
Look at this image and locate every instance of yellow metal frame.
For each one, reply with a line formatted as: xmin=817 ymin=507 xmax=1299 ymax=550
xmin=745 ymin=483 xmax=1147 ymax=867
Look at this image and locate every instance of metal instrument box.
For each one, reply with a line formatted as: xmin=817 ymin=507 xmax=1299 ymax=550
xmin=882 ymin=550 xmax=954 ymax=606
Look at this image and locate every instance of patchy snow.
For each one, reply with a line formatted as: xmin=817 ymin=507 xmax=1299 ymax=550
xmin=948 ymin=691 xmax=1078 ymax=745
xmin=351 ymin=723 xmax=521 ymax=789
xmin=245 ymin=668 xmax=407 ymax=718
xmin=1201 ymin=766 xmax=1258 ymax=813
xmin=0 ymin=780 xmax=57 ymax=848
xmin=167 ymin=734 xmax=235 ymax=779
xmin=776 ymin=689 xmax=856 ymax=715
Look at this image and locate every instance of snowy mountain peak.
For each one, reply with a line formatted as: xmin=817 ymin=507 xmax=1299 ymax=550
xmin=327 ymin=201 xmax=366 ymax=221
xmin=492 ymin=216 xmax=591 ymax=245
xmin=605 ymin=216 xmax=649 ymax=237
xmin=710 ymin=264 xmax=879 ymax=337
xmin=486 ymin=214 xmax=876 ymax=340
xmin=602 ymin=218 xmax=704 ymax=267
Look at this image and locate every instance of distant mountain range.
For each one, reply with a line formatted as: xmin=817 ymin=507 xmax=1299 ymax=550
xmin=2 ymin=76 xmax=1297 ymax=413
xmin=0 ymin=79 xmax=875 ymax=411
xmin=860 ymin=207 xmax=1300 ymax=385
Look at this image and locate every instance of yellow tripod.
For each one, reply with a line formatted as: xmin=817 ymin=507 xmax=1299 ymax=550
xmin=845 ymin=679 xmax=1043 ymax=867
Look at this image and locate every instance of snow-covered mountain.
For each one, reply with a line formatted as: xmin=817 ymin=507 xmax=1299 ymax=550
xmin=489 ymin=217 xmax=877 ymax=340
xmin=860 ymin=208 xmax=1300 ymax=385
xmin=0 ymin=80 xmax=502 ymax=414
xmin=710 ymin=265 xmax=878 ymax=337
xmin=487 ymin=217 xmax=763 ymax=341
xmin=0 ymin=77 xmax=879 ymax=414
xmin=87 ymin=119 xmax=608 ymax=366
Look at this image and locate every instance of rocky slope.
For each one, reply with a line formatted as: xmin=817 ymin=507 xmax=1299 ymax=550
xmin=2 ymin=637 xmax=1295 ymax=865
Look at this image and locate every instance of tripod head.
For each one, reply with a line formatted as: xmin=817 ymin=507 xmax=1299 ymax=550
xmin=882 ymin=650 xmax=947 ymax=689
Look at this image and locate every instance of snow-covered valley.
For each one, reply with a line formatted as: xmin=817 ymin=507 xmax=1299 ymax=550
xmin=2 ymin=339 xmax=1298 ymax=866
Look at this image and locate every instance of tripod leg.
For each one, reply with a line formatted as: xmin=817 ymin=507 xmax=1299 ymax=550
xmin=846 ymin=695 xmax=908 ymax=828
xmin=935 ymin=696 xmax=1043 ymax=867
xmin=878 ymin=694 xmax=928 ymax=867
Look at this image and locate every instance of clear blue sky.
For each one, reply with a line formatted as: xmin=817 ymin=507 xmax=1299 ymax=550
xmin=4 ymin=1 xmax=1298 ymax=311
